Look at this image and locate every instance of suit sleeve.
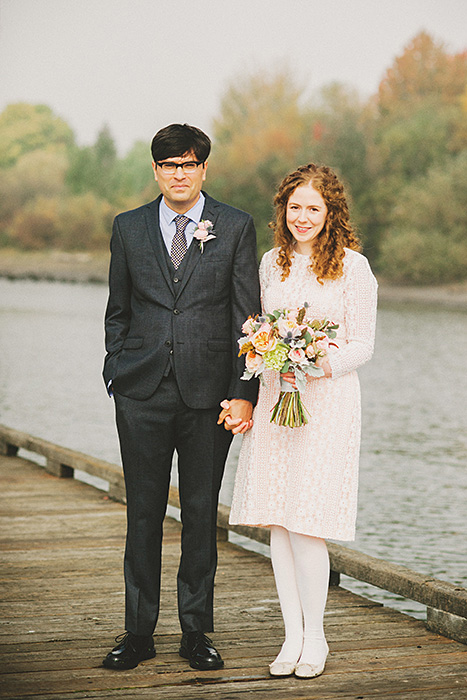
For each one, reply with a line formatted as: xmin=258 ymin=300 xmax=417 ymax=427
xmin=227 ymin=215 xmax=261 ymax=402
xmin=102 ymin=216 xmax=132 ymax=388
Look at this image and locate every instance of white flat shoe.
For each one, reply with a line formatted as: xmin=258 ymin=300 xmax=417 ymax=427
xmin=269 ymin=660 xmax=296 ymax=676
xmin=294 ymin=658 xmax=326 ymax=678
xmin=295 ymin=641 xmax=329 ymax=678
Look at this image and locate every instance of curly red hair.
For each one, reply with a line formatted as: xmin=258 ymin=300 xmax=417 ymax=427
xmin=271 ymin=163 xmax=361 ymax=282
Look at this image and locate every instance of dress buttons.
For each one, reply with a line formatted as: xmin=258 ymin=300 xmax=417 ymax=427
xmin=173 ymin=309 xmax=180 ymax=315
xmin=169 ymin=349 xmax=174 ymax=355
xmin=173 ymin=277 xmax=180 ymax=283
xmin=165 ymin=340 xmax=171 ymax=347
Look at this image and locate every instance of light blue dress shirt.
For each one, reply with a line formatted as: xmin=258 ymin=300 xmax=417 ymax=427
xmin=159 ymin=193 xmax=205 ymax=253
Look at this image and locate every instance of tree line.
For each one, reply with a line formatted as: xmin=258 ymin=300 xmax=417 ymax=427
xmin=0 ymin=32 xmax=466 ymax=284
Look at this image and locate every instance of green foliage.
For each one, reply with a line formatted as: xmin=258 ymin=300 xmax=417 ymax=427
xmin=0 ymin=31 xmax=466 ymax=285
xmin=378 ymin=152 xmax=467 ymax=283
xmin=119 ymin=140 xmax=154 ymax=197
xmin=66 ymin=125 xmax=123 ymax=205
xmin=0 ymin=103 xmax=74 ymax=167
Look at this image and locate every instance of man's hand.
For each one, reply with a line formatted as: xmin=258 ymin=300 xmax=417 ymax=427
xmin=217 ymin=399 xmax=253 ymax=435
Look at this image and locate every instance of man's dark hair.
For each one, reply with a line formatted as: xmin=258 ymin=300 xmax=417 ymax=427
xmin=151 ymin=123 xmax=211 ymax=163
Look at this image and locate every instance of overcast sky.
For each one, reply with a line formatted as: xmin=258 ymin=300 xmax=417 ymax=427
xmin=1 ymin=0 xmax=466 ymax=154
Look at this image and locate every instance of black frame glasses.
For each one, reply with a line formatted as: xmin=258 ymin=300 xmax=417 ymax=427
xmin=155 ymin=160 xmax=204 ymax=174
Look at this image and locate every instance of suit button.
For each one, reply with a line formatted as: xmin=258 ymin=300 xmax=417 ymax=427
xmin=173 ymin=277 xmax=180 ymax=283
xmin=165 ymin=340 xmax=171 ymax=347
xmin=173 ymin=308 xmax=180 ymax=315
xmin=169 ymin=349 xmax=174 ymax=355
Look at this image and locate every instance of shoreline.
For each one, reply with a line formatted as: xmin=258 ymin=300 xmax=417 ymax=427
xmin=1 ymin=249 xmax=466 ymax=310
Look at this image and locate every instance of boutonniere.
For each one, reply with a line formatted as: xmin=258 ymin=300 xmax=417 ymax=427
xmin=193 ymin=220 xmax=216 ymax=253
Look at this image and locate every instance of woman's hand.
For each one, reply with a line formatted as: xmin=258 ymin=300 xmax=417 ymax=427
xmin=281 ymin=371 xmax=297 ymax=389
xmin=316 ymin=357 xmax=332 ymax=378
xmin=217 ymin=399 xmax=254 ymax=434
xmin=281 ymin=360 xmax=332 ymax=389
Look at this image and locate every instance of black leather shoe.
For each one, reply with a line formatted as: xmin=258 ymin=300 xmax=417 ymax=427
xmin=179 ymin=632 xmax=224 ymax=670
xmin=102 ymin=631 xmax=156 ymax=670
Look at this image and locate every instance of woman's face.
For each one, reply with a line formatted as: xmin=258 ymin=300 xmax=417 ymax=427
xmin=286 ymin=184 xmax=327 ymax=255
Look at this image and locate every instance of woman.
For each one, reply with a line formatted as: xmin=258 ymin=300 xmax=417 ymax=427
xmin=229 ymin=164 xmax=378 ymax=678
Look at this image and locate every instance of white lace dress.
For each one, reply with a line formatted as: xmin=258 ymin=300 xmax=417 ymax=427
xmin=229 ymin=247 xmax=378 ymax=541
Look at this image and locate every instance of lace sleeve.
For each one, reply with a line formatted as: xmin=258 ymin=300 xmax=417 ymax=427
xmin=328 ymin=253 xmax=378 ymax=380
xmin=259 ymin=251 xmax=272 ymax=313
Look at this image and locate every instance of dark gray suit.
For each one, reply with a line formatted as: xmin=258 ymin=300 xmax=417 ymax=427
xmin=104 ymin=192 xmax=260 ymax=635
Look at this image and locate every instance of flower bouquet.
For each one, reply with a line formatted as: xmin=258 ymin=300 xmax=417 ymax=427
xmin=238 ymin=304 xmax=338 ymax=428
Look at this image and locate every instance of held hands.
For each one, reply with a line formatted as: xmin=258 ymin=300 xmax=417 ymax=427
xmin=217 ymin=399 xmax=253 ymax=434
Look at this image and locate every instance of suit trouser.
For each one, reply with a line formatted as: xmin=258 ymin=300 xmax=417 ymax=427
xmin=114 ymin=373 xmax=233 ymax=636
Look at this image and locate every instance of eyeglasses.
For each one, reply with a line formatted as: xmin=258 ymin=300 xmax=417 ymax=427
xmin=155 ymin=160 xmax=204 ymax=174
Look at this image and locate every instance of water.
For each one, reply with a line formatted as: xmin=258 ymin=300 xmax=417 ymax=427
xmin=1 ymin=278 xmax=466 ymax=619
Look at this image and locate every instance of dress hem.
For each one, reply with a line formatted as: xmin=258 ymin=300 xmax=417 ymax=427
xmin=229 ymin=519 xmax=356 ymax=542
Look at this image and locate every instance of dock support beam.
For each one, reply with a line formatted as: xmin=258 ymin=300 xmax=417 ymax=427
xmin=427 ymin=607 xmax=467 ymax=645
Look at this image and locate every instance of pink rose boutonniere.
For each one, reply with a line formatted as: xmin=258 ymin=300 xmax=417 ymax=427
xmin=193 ymin=220 xmax=216 ymax=253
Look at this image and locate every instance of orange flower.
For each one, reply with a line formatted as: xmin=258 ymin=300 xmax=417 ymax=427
xmin=251 ymin=324 xmax=276 ymax=354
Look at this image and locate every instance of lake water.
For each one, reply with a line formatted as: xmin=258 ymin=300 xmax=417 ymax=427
xmin=0 ymin=278 xmax=466 ymax=619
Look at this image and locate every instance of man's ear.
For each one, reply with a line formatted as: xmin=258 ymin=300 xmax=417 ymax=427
xmin=202 ymin=161 xmax=208 ymax=181
xmin=152 ymin=161 xmax=158 ymax=182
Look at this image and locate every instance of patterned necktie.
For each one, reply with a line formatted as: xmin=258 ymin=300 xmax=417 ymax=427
xmin=170 ymin=215 xmax=190 ymax=269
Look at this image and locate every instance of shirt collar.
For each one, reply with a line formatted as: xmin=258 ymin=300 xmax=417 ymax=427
xmin=160 ymin=192 xmax=205 ymax=227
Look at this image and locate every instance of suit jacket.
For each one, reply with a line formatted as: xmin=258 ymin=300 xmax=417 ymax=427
xmin=103 ymin=192 xmax=261 ymax=408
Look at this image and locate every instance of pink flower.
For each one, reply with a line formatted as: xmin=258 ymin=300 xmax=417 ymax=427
xmin=193 ymin=220 xmax=216 ymax=252
xmin=242 ymin=317 xmax=256 ymax=335
xmin=245 ymin=350 xmax=264 ymax=373
xmin=315 ymin=337 xmax=330 ymax=352
xmin=288 ymin=347 xmax=306 ymax=363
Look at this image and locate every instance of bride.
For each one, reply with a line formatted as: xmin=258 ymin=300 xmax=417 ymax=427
xmin=225 ymin=163 xmax=377 ymax=678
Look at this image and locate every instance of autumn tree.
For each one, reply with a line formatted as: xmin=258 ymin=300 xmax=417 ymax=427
xmin=209 ymin=70 xmax=319 ymax=255
xmin=378 ymin=32 xmax=467 ymax=118
xmin=367 ymin=32 xmax=467 ymax=270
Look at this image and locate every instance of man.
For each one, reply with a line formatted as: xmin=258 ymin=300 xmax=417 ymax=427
xmin=102 ymin=124 xmax=260 ymax=671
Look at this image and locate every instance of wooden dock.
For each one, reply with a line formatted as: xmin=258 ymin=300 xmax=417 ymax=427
xmin=1 ymin=448 xmax=467 ymax=699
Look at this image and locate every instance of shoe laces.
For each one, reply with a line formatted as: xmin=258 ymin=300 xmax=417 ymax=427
xmin=115 ymin=631 xmax=131 ymax=644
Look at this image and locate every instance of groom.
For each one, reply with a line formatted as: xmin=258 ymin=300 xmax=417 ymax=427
xmin=102 ymin=123 xmax=260 ymax=671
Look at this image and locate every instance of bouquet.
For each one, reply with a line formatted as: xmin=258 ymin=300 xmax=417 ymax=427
xmin=238 ymin=304 xmax=338 ymax=428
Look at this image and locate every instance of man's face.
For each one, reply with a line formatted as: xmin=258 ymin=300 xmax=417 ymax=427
xmin=152 ymin=151 xmax=207 ymax=213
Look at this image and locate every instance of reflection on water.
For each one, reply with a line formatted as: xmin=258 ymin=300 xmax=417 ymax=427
xmin=1 ymin=279 xmax=466 ymax=618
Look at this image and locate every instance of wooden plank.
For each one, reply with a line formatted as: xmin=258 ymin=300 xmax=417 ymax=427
xmin=3 ymin=424 xmax=467 ymax=621
xmin=1 ymin=451 xmax=467 ymax=700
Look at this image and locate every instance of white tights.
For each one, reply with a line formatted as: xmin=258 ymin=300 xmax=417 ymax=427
xmin=270 ymin=525 xmax=330 ymax=665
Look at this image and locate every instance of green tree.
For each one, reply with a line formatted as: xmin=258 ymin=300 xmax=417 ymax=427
xmin=0 ymin=103 xmax=74 ymax=168
xmin=119 ymin=140 xmax=155 ymax=199
xmin=66 ymin=125 xmax=122 ymax=205
xmin=378 ymin=152 xmax=467 ymax=283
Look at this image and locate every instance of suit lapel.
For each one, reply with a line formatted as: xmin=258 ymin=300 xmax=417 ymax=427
xmin=174 ymin=193 xmax=221 ymax=300
xmin=143 ymin=197 xmax=174 ymax=294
